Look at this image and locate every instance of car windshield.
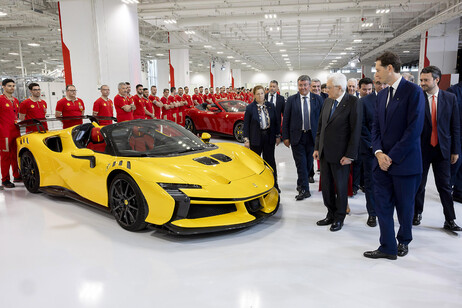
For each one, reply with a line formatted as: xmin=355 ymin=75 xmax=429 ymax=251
xmin=103 ymin=120 xmax=211 ymax=157
xmin=218 ymin=100 xmax=247 ymax=112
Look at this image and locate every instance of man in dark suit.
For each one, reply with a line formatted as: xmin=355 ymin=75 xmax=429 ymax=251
xmin=414 ymin=66 xmax=461 ymax=231
xmin=359 ymin=77 xmax=388 ymax=227
xmin=282 ymin=75 xmax=323 ymax=200
xmin=448 ymin=81 xmax=462 ymax=202
xmin=265 ymin=80 xmax=285 ymax=133
xmin=364 ymin=51 xmax=425 ymax=260
xmin=313 ymin=73 xmax=362 ymax=231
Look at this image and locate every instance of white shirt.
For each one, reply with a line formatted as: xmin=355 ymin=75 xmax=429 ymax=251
xmin=427 ymin=90 xmax=439 ymax=116
xmin=387 ymin=76 xmax=402 ymax=107
xmin=332 ymin=91 xmax=346 ymax=112
xmin=268 ymin=92 xmax=277 ymax=106
xmin=300 ymin=93 xmax=311 ymax=130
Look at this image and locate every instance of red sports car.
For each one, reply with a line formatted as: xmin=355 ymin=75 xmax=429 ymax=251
xmin=184 ymin=100 xmax=247 ymax=142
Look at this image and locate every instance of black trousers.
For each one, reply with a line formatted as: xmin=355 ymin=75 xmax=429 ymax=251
xmin=415 ymin=145 xmax=456 ymax=221
xmin=291 ymin=131 xmax=314 ymax=191
xmin=250 ymin=129 xmax=278 ymax=187
xmin=320 ymin=157 xmax=350 ymax=222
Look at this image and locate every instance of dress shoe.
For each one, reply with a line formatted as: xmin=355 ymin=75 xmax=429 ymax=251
xmin=359 ymin=185 xmax=365 ymax=193
xmin=2 ymin=180 xmax=15 ymax=188
xmin=330 ymin=221 xmax=343 ymax=232
xmin=364 ymin=249 xmax=397 ymax=260
xmin=308 ymin=176 xmax=315 ymax=183
xmin=397 ymin=243 xmax=408 ymax=257
xmin=316 ymin=217 xmax=334 ymax=226
xmin=453 ymin=194 xmax=462 ymax=203
xmin=295 ymin=190 xmax=311 ymax=201
xmin=444 ymin=220 xmax=462 ymax=231
xmin=13 ymin=176 xmax=22 ymax=183
xmin=413 ymin=213 xmax=422 ymax=226
xmin=367 ymin=215 xmax=377 ymax=227
xmin=352 ymin=189 xmax=358 ymax=195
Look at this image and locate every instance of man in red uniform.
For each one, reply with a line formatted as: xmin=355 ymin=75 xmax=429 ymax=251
xmin=176 ymin=87 xmax=188 ymax=125
xmin=199 ymin=86 xmax=205 ymax=100
xmin=169 ymin=87 xmax=180 ymax=123
xmin=207 ymin=87 xmax=217 ymax=104
xmin=19 ymin=82 xmax=48 ymax=133
xmin=192 ymin=88 xmax=203 ymax=106
xmin=125 ymin=82 xmax=132 ymax=99
xmin=161 ymin=88 xmax=173 ymax=121
xmin=114 ymin=82 xmax=135 ymax=122
xmin=143 ymin=88 xmax=155 ymax=119
xmin=132 ymin=84 xmax=148 ymax=120
xmin=149 ymin=85 xmax=163 ymax=119
xmin=0 ymin=79 xmax=21 ymax=188
xmin=92 ymin=84 xmax=113 ymax=126
xmin=56 ymin=84 xmax=85 ymax=129
xmin=220 ymin=86 xmax=227 ymax=99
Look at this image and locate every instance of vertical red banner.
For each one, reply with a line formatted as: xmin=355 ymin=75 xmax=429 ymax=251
xmin=58 ymin=2 xmax=73 ymax=85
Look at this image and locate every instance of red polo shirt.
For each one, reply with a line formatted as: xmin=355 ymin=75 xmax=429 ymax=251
xmin=56 ymin=97 xmax=85 ymax=129
xmin=132 ymin=95 xmax=147 ymax=120
xmin=19 ymin=98 xmax=48 ymax=132
xmin=161 ymin=96 xmax=173 ymax=121
xmin=145 ymin=98 xmax=153 ymax=119
xmin=149 ymin=95 xmax=161 ymax=119
xmin=114 ymin=94 xmax=133 ymax=122
xmin=183 ymin=94 xmax=193 ymax=108
xmin=192 ymin=94 xmax=203 ymax=105
xmin=0 ymin=95 xmax=20 ymax=140
xmin=93 ymin=97 xmax=113 ymax=126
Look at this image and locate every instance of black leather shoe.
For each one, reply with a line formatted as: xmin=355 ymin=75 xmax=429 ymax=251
xmin=359 ymin=185 xmax=365 ymax=193
xmin=397 ymin=243 xmax=408 ymax=257
xmin=444 ymin=220 xmax=462 ymax=231
xmin=316 ymin=217 xmax=334 ymax=226
xmin=453 ymin=195 xmax=462 ymax=203
xmin=13 ymin=176 xmax=22 ymax=183
xmin=295 ymin=190 xmax=311 ymax=200
xmin=367 ymin=215 xmax=377 ymax=227
xmin=352 ymin=189 xmax=358 ymax=195
xmin=2 ymin=180 xmax=15 ymax=188
xmin=363 ymin=249 xmax=397 ymax=260
xmin=330 ymin=221 xmax=343 ymax=232
xmin=413 ymin=213 xmax=422 ymax=226
xmin=308 ymin=176 xmax=315 ymax=183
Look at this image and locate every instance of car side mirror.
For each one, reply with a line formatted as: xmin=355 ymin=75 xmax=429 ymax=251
xmin=71 ymin=148 xmax=96 ymax=168
xmin=201 ymin=132 xmax=211 ymax=143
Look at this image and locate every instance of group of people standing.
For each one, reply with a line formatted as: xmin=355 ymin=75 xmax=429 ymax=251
xmin=243 ymin=50 xmax=462 ymax=260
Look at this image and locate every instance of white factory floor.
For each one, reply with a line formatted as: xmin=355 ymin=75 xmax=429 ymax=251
xmin=1 ymin=136 xmax=461 ymax=308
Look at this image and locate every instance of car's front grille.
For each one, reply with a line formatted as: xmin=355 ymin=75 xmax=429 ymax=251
xmin=186 ymin=203 xmax=237 ymax=219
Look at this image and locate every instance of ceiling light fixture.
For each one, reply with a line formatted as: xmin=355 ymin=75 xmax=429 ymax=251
xmin=217 ymin=51 xmax=223 ymax=54
xmin=403 ymin=50 xmax=410 ymax=53
xmin=164 ymin=19 xmax=177 ymax=24
xmin=281 ymin=54 xmax=288 ymax=57
xmin=122 ymin=0 xmax=139 ymax=3
xmin=340 ymin=52 xmax=347 ymax=55
xmin=235 ymin=60 xmax=241 ymax=62
xmin=275 ymin=42 xmax=284 ymax=45
xmin=204 ymin=45 xmax=212 ymax=48
xmin=156 ymin=53 xmax=164 ymax=56
xmin=227 ymin=56 xmax=234 ymax=59
xmin=0 ymin=12 xmax=7 ymax=17
xmin=8 ymin=52 xmax=19 ymax=56
xmin=184 ymin=30 xmax=195 ymax=35
xmin=279 ymin=49 xmax=286 ymax=52
xmin=28 ymin=43 xmax=40 ymax=47
xmin=269 ymin=27 xmax=273 ymax=31
xmin=353 ymin=39 xmax=363 ymax=43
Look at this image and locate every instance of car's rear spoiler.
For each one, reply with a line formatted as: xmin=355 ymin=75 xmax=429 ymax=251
xmin=17 ymin=116 xmax=117 ymax=134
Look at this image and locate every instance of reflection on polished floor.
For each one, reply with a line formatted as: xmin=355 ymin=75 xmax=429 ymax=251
xmin=1 ymin=137 xmax=461 ymax=308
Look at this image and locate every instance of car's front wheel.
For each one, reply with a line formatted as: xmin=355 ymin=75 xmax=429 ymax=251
xmin=234 ymin=121 xmax=244 ymax=143
xmin=109 ymin=174 xmax=147 ymax=231
xmin=20 ymin=151 xmax=40 ymax=193
xmin=184 ymin=117 xmax=196 ymax=134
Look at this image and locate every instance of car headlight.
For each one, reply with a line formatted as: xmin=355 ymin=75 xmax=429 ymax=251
xmin=158 ymin=183 xmax=202 ymax=190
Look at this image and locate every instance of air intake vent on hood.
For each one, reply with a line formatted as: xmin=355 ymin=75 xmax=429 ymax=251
xmin=193 ymin=157 xmax=220 ymax=165
xmin=210 ymin=154 xmax=232 ymax=162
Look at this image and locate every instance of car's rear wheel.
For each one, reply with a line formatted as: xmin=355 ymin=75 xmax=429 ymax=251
xmin=184 ymin=117 xmax=196 ymax=134
xmin=109 ymin=174 xmax=147 ymax=231
xmin=234 ymin=121 xmax=244 ymax=143
xmin=20 ymin=151 xmax=40 ymax=193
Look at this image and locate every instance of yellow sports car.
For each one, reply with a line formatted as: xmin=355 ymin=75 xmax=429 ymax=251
xmin=17 ymin=119 xmax=279 ymax=234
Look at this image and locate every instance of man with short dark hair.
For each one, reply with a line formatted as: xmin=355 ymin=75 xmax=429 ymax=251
xmin=265 ymin=80 xmax=285 ymax=130
xmin=149 ymin=85 xmax=163 ymax=119
xmin=133 ymin=84 xmax=148 ymax=120
xmin=56 ymin=84 xmax=85 ymax=128
xmin=125 ymin=82 xmax=132 ymax=98
xmin=19 ymin=82 xmax=49 ymax=132
xmin=364 ymin=51 xmax=425 ymax=260
xmin=92 ymin=85 xmax=113 ymax=125
xmin=192 ymin=87 xmax=203 ymax=106
xmin=143 ymin=88 xmax=155 ymax=119
xmin=358 ymin=78 xmax=373 ymax=98
xmin=413 ymin=65 xmax=461 ymax=231
xmin=0 ymin=79 xmax=21 ymax=188
xmin=282 ymin=75 xmax=323 ymax=200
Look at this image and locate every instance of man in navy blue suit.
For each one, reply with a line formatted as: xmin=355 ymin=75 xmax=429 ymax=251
xmin=448 ymin=81 xmax=462 ymax=202
xmin=364 ymin=51 xmax=425 ymax=260
xmin=359 ymin=77 xmax=388 ymax=227
xmin=313 ymin=73 xmax=362 ymax=231
xmin=265 ymin=80 xmax=285 ymax=134
xmin=282 ymin=75 xmax=323 ymax=200
xmin=413 ymin=66 xmax=462 ymax=231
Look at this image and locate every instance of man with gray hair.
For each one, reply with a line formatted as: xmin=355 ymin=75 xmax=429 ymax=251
xmin=282 ymin=75 xmax=323 ymax=200
xmin=311 ymin=78 xmax=328 ymax=100
xmin=347 ymin=78 xmax=359 ymax=97
xmin=313 ymin=72 xmax=362 ymax=231
xmin=402 ymin=73 xmax=415 ymax=83
xmin=114 ymin=82 xmax=135 ymax=122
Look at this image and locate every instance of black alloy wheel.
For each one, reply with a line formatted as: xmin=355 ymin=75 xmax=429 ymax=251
xmin=184 ymin=117 xmax=196 ymax=134
xmin=109 ymin=174 xmax=147 ymax=231
xmin=234 ymin=121 xmax=245 ymax=143
xmin=20 ymin=151 xmax=40 ymax=193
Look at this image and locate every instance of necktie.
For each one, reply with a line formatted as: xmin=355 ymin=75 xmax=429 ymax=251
xmin=387 ymin=87 xmax=394 ymax=107
xmin=259 ymin=105 xmax=267 ymax=129
xmin=329 ymin=100 xmax=338 ymax=119
xmin=271 ymin=94 xmax=275 ymax=106
xmin=303 ymin=96 xmax=310 ymax=130
xmin=431 ymin=95 xmax=438 ymax=147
